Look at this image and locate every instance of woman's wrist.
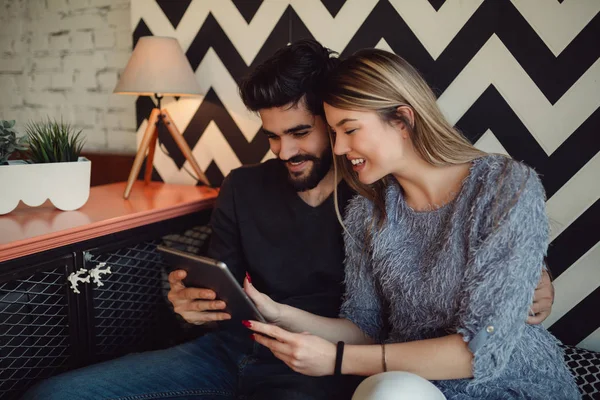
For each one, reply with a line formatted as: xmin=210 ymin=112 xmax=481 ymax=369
xmin=341 ymin=344 xmax=354 ymax=375
xmin=274 ymin=303 xmax=293 ymax=328
xmin=342 ymin=344 xmax=387 ymax=376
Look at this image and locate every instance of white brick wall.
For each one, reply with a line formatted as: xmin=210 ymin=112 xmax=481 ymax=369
xmin=0 ymin=0 xmax=136 ymax=154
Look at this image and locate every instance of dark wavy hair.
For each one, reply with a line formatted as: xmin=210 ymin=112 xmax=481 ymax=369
xmin=239 ymin=39 xmax=338 ymax=116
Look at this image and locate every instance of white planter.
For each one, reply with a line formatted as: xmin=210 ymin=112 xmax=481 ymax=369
xmin=0 ymin=157 xmax=91 ymax=214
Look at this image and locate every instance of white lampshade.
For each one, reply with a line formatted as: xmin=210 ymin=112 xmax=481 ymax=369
xmin=113 ymin=36 xmax=202 ymax=96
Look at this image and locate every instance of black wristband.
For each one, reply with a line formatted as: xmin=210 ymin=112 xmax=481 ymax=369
xmin=334 ymin=341 xmax=345 ymax=375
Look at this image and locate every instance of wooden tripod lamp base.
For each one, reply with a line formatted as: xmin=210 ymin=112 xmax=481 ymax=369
xmin=123 ymin=108 xmax=210 ymax=199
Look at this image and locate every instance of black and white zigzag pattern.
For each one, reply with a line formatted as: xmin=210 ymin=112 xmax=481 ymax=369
xmin=130 ymin=0 xmax=600 ymax=351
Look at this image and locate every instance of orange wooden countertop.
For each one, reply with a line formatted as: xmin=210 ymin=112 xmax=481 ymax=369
xmin=0 ymin=181 xmax=218 ymax=263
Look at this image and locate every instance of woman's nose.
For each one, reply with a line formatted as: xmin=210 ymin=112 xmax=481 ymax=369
xmin=333 ymin=133 xmax=350 ymax=156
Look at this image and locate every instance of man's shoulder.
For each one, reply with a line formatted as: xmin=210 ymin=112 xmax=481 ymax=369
xmin=223 ymin=159 xmax=286 ymax=197
xmin=215 ymin=160 xmax=285 ymax=210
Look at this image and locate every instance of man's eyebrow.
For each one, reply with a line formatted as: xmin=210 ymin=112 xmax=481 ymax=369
xmin=335 ymin=118 xmax=358 ymax=127
xmin=261 ymin=128 xmax=277 ymax=136
xmin=261 ymin=124 xmax=312 ymax=136
xmin=284 ymin=124 xmax=312 ymax=134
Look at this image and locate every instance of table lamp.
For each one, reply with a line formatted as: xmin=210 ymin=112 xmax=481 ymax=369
xmin=114 ymin=36 xmax=210 ymax=199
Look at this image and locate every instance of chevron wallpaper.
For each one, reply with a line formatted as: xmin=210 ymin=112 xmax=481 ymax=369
xmin=130 ymin=0 xmax=600 ymax=351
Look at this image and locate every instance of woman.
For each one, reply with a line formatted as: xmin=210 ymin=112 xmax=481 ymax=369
xmin=242 ymin=49 xmax=579 ymax=399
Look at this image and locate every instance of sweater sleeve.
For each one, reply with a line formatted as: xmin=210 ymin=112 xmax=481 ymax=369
xmin=339 ymin=196 xmax=385 ymax=341
xmin=457 ymin=161 xmax=549 ymax=383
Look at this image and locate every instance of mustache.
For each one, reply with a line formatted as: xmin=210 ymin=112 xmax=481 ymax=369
xmin=281 ymin=154 xmax=319 ymax=164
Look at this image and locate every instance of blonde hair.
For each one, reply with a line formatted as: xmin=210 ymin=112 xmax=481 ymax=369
xmin=325 ymin=49 xmax=487 ymax=228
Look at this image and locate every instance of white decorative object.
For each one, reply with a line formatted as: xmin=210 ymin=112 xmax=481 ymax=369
xmin=68 ymin=268 xmax=90 ymax=294
xmin=89 ymin=262 xmax=112 ymax=287
xmin=0 ymin=157 xmax=91 ymax=215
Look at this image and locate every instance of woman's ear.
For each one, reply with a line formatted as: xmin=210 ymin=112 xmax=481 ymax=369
xmin=395 ymin=105 xmax=414 ymax=139
xmin=396 ymin=105 xmax=414 ymax=128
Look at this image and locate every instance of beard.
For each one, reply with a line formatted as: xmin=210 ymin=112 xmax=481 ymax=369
xmin=281 ymin=145 xmax=333 ymax=192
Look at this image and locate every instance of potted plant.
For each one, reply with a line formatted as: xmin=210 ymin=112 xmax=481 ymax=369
xmin=0 ymin=118 xmax=91 ymax=214
xmin=0 ymin=120 xmax=28 ymax=165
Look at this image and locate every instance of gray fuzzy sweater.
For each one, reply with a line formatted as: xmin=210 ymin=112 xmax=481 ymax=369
xmin=340 ymin=155 xmax=580 ymax=399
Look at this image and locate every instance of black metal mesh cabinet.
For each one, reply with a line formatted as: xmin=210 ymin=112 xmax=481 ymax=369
xmin=85 ymin=239 xmax=176 ymax=361
xmin=0 ymin=256 xmax=80 ymax=400
xmin=0 ymin=218 xmax=212 ymax=400
xmin=83 ymin=225 xmax=211 ymax=363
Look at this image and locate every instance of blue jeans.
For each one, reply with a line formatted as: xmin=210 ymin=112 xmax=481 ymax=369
xmin=22 ymin=330 xmax=362 ymax=400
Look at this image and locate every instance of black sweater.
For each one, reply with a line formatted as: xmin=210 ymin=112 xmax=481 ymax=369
xmin=207 ymin=159 xmax=354 ymax=318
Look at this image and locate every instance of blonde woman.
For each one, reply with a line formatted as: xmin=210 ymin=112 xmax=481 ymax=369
xmin=242 ymin=49 xmax=579 ymax=399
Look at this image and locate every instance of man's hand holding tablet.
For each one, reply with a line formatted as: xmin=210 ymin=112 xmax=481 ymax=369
xmin=160 ymin=245 xmax=266 ymax=324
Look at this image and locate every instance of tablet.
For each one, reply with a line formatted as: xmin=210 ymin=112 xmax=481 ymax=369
xmin=157 ymin=245 xmax=266 ymax=323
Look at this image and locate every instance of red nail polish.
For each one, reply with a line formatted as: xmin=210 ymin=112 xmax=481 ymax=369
xmin=242 ymin=320 xmax=252 ymax=328
xmin=249 ymin=334 xmax=255 ymax=341
xmin=245 ymin=272 xmax=252 ymax=284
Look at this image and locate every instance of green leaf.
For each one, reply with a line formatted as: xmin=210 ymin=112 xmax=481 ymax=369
xmin=2 ymin=120 xmax=15 ymax=129
xmin=24 ymin=118 xmax=86 ymax=163
xmin=0 ymin=119 xmax=28 ymax=162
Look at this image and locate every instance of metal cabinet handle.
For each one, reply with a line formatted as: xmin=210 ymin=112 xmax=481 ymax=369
xmin=89 ymin=262 xmax=112 ymax=287
xmin=67 ymin=268 xmax=90 ymax=294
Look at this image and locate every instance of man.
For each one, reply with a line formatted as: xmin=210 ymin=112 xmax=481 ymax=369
xmin=24 ymin=39 xmax=554 ymax=400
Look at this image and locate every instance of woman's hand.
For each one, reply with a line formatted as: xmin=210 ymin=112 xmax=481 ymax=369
xmin=527 ymin=268 xmax=554 ymax=324
xmin=244 ymin=320 xmax=337 ymax=376
xmin=243 ymin=273 xmax=283 ymax=324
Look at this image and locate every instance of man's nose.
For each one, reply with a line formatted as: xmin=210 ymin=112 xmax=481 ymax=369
xmin=278 ymin=136 xmax=299 ymax=161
